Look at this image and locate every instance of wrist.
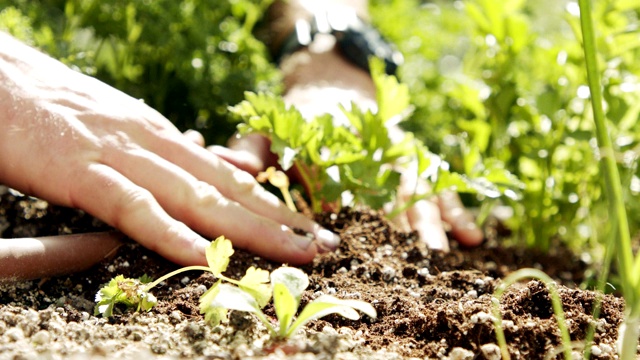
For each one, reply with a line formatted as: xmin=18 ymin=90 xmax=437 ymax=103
xmin=263 ymin=1 xmax=402 ymax=77
xmin=262 ymin=0 xmax=369 ymax=55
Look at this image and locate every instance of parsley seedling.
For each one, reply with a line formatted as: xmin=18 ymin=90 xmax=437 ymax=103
xmin=95 ymin=237 xmax=376 ymax=340
xmin=231 ymin=59 xmax=522 ymax=215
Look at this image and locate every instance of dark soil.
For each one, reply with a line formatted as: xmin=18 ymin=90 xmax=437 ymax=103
xmin=0 ymin=187 xmax=626 ymax=359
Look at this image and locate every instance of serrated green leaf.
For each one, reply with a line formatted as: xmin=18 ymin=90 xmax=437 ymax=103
xmin=206 ymin=236 xmax=234 ymax=276
xmin=239 ymin=266 xmax=272 ymax=308
xmin=94 ymin=275 xmax=155 ymax=317
xmin=370 ymin=58 xmax=411 ymax=124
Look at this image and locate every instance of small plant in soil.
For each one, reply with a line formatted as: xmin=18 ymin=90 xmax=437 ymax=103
xmin=230 ymin=59 xmax=522 ymax=215
xmin=95 ymin=236 xmax=376 ymax=340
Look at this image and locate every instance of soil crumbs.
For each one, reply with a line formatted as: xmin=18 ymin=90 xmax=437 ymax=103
xmin=0 ymin=189 xmax=626 ymax=359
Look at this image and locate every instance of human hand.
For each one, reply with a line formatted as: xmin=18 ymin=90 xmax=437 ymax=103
xmin=0 ymin=33 xmax=340 ymax=271
xmin=209 ymin=44 xmax=483 ymax=251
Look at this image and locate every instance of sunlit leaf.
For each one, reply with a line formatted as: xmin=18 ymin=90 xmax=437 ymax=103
xmin=239 ymin=266 xmax=272 ymax=308
xmin=206 ymin=236 xmax=234 ymax=276
xmin=286 ymin=295 xmax=377 ymax=338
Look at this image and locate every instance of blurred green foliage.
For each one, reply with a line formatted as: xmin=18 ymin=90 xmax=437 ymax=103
xmin=371 ymin=0 xmax=640 ymax=253
xmin=2 ymin=0 xmax=640 ymax=256
xmin=0 ymin=0 xmax=280 ymax=145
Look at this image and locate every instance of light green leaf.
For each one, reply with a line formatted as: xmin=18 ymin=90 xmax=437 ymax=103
xmin=206 ymin=236 xmax=234 ymax=276
xmin=370 ymin=58 xmax=411 ymax=124
xmin=286 ymin=295 xmax=377 ymax=338
xmin=270 ymin=267 xmax=309 ymax=301
xmin=139 ymin=292 xmax=157 ymax=312
xmin=273 ymin=282 xmax=297 ymax=337
xmin=239 ymin=266 xmax=272 ymax=308
xmin=199 ymin=280 xmax=225 ymax=326
xmin=210 ymin=283 xmax=260 ymax=313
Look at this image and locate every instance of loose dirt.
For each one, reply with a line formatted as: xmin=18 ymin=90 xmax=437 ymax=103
xmin=0 ymin=188 xmax=626 ymax=359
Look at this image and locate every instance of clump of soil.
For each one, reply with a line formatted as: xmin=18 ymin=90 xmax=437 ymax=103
xmin=0 ymin=188 xmax=626 ymax=359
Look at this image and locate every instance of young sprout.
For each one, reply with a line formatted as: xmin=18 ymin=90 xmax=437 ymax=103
xmin=257 ymin=166 xmax=297 ymax=212
xmin=95 ymin=237 xmax=376 ymax=341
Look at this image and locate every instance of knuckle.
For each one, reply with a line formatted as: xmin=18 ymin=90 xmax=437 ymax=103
xmin=229 ymin=170 xmax=259 ymax=197
xmin=190 ymin=181 xmax=229 ymax=210
xmin=109 ymin=187 xmax=155 ymax=228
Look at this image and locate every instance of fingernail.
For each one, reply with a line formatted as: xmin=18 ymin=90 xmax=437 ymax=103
xmin=314 ymin=227 xmax=340 ymax=253
xmin=291 ymin=232 xmax=314 ymax=251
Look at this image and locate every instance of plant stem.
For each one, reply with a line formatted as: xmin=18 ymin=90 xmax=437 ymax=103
xmin=144 ymin=265 xmax=212 ymax=291
xmin=279 ymin=186 xmax=297 ymax=213
xmin=578 ymin=2 xmax=640 ymax=357
xmin=577 ymin=0 xmax=637 ymax=304
xmin=577 ymin=0 xmax=635 ymax=289
xmin=491 ymin=268 xmax=572 ymax=360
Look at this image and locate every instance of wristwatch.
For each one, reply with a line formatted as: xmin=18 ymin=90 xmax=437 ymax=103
xmin=273 ymin=9 xmax=404 ymax=76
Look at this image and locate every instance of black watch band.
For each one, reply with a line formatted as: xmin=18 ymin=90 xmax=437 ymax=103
xmin=273 ymin=9 xmax=404 ymax=76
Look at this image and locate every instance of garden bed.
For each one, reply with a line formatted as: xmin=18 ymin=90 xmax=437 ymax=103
xmin=0 ymin=188 xmax=626 ymax=359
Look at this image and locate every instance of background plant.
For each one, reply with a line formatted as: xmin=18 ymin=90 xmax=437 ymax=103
xmin=371 ymin=0 xmax=640 ymax=256
xmin=0 ymin=0 xmax=279 ymax=145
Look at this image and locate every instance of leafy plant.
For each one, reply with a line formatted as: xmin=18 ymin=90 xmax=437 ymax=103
xmin=0 ymin=0 xmax=280 ymax=145
xmin=208 ymin=266 xmax=376 ymax=340
xmin=231 ymin=59 xmax=522 ymax=214
xmin=94 ymin=274 xmax=156 ymax=318
xmin=95 ymin=236 xmax=376 ymax=340
xmin=371 ymin=0 xmax=640 ymax=256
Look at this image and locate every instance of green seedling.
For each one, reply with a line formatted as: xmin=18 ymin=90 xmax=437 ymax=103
xmin=257 ymin=166 xmax=296 ymax=212
xmin=231 ymin=59 xmax=522 ymax=215
xmin=95 ymin=237 xmax=376 ymax=340
xmin=94 ymin=236 xmax=271 ymax=318
xmin=94 ymin=274 xmax=156 ymax=317
xmin=207 ymin=266 xmax=377 ymax=340
xmin=230 ymin=62 xmax=411 ymax=213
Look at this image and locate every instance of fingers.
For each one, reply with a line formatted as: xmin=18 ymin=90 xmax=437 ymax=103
xmin=142 ymin=132 xmax=339 ymax=248
xmin=68 ymin=163 xmax=211 ymax=267
xmin=405 ymin=197 xmax=451 ymax=251
xmin=397 ymin=168 xmax=484 ymax=250
xmin=207 ymin=145 xmax=265 ymax=176
xmin=436 ymin=191 xmax=484 ymax=247
xmin=183 ymin=129 xmax=205 ymax=147
xmin=98 ymin=144 xmax=337 ymax=264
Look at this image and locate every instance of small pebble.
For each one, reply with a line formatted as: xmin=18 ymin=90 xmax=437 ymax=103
xmin=480 ymin=343 xmax=501 ymax=360
xmin=32 ymin=330 xmax=51 ymax=345
xmin=5 ymin=327 xmax=24 ymax=341
xmin=448 ymin=347 xmax=473 ymax=360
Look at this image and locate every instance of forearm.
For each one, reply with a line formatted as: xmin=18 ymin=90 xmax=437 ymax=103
xmin=266 ymin=0 xmax=376 ymax=120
